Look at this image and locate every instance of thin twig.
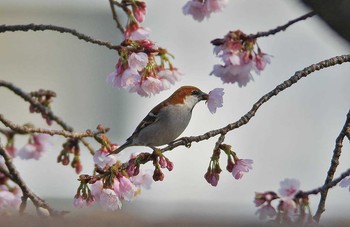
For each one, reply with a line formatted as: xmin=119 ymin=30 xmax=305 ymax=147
xmin=304 ymin=167 xmax=350 ymax=196
xmin=248 ymin=11 xmax=316 ymax=39
xmin=0 ymin=24 xmax=121 ymax=51
xmin=313 ymin=109 xmax=350 ymax=222
xmin=0 ymin=114 xmax=109 ymax=139
xmin=109 ymin=0 xmax=125 ymax=34
xmin=211 ymin=11 xmax=316 ymax=45
xmin=161 ymin=54 xmax=350 ymax=153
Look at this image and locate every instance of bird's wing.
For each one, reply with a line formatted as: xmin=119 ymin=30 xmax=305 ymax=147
xmin=127 ymin=111 xmax=159 ymax=141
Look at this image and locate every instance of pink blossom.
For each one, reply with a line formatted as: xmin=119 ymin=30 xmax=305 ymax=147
xmin=183 ymin=0 xmax=228 ymax=22
xmin=132 ymin=1 xmax=147 ymax=23
xmin=131 ymin=170 xmax=153 ymax=190
xmin=157 ymin=68 xmax=182 ymax=90
xmin=207 ymin=88 xmax=224 ymax=114
xmin=73 ymin=194 xmax=85 ymax=208
xmin=255 ymin=204 xmax=277 ymax=220
xmin=0 ymin=190 xmax=21 ymax=213
xmin=339 ymin=176 xmax=350 ymax=190
xmin=206 ymin=0 xmax=228 ymax=13
xmin=118 ymin=176 xmax=138 ymax=201
xmin=211 ymin=62 xmax=255 ymax=87
xmin=182 ymin=1 xmax=207 ymax=22
xmin=140 ymin=76 xmax=163 ymax=96
xmin=122 ymin=69 xmax=142 ymax=90
xmin=278 ymin=178 xmax=300 ymax=199
xmin=99 ymin=188 xmax=122 ymax=211
xmin=231 ymin=159 xmax=253 ymax=180
xmin=17 ymin=134 xmax=52 ymax=160
xmin=90 ymin=180 xmax=103 ymax=200
xmin=129 ymin=27 xmax=150 ymax=41
xmin=255 ymin=52 xmax=271 ymax=72
xmin=93 ymin=149 xmax=117 ymax=169
xmin=128 ymin=52 xmax=148 ymax=71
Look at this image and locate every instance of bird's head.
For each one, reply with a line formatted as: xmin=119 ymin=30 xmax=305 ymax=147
xmin=167 ymin=86 xmax=208 ymax=109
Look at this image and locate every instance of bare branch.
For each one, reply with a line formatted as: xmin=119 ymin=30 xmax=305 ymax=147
xmin=248 ymin=11 xmax=316 ymax=39
xmin=0 ymin=24 xmax=121 ymax=51
xmin=109 ymin=0 xmax=126 ymax=34
xmin=304 ymin=167 xmax=350 ymax=196
xmin=0 ymin=114 xmax=109 ymax=139
xmin=162 ymin=54 xmax=350 ymax=153
xmin=313 ymin=109 xmax=350 ymax=222
xmin=211 ymin=11 xmax=316 ymax=45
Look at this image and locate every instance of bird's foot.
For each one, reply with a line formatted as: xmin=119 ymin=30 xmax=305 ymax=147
xmin=169 ymin=137 xmax=192 ymax=148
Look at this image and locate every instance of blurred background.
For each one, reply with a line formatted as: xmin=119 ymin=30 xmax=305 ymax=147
xmin=0 ymin=0 xmax=349 ymax=225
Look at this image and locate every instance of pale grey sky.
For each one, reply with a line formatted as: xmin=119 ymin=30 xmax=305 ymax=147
xmin=1 ymin=0 xmax=349 ymax=223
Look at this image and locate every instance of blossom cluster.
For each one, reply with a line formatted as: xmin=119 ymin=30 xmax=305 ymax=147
xmin=74 ymin=171 xmax=152 ymax=210
xmin=183 ymin=0 xmax=228 ymax=22
xmin=211 ymin=30 xmax=271 ymax=87
xmin=108 ymin=0 xmax=181 ymax=97
xmin=254 ymin=178 xmax=315 ymax=224
xmin=204 ymin=144 xmax=253 ymax=186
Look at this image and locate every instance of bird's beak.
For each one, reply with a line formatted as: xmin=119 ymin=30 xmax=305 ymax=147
xmin=199 ymin=91 xmax=209 ymax=101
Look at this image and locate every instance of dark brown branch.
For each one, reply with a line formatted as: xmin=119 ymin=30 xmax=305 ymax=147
xmin=304 ymin=167 xmax=350 ymax=196
xmin=0 ymin=80 xmax=95 ymax=154
xmin=109 ymin=0 xmax=125 ymax=34
xmin=313 ymin=109 xmax=350 ymax=222
xmin=0 ymin=145 xmax=63 ymax=216
xmin=0 ymin=24 xmax=121 ymax=51
xmin=211 ymin=11 xmax=316 ymax=45
xmin=161 ymin=54 xmax=350 ymax=153
xmin=0 ymin=114 xmax=109 ymax=139
xmin=248 ymin=11 xmax=316 ymax=39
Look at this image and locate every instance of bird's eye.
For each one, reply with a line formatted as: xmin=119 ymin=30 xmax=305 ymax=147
xmin=192 ymin=90 xmax=200 ymax=96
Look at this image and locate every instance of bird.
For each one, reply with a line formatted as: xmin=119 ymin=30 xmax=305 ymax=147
xmin=109 ymin=85 xmax=209 ymax=155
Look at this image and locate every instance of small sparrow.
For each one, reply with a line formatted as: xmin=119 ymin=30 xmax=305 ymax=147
xmin=110 ymin=86 xmax=208 ymax=155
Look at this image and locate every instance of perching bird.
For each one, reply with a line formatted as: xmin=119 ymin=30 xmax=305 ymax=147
xmin=110 ymin=86 xmax=208 ymax=155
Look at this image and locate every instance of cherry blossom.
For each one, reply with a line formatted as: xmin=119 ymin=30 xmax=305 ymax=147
xmin=93 ymin=146 xmax=118 ymax=169
xmin=99 ymin=188 xmax=122 ymax=211
xmin=128 ymin=52 xmax=149 ymax=71
xmin=211 ymin=30 xmax=271 ymax=87
xmin=206 ymin=88 xmax=224 ymax=113
xmin=131 ymin=170 xmax=153 ymax=190
xmin=17 ymin=134 xmax=52 ymax=160
xmin=183 ymin=0 xmax=228 ymax=22
xmin=231 ymin=159 xmax=253 ymax=180
xmin=278 ymin=178 xmax=300 ymax=199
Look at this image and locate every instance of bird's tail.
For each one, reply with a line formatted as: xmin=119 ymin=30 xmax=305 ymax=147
xmin=108 ymin=140 xmax=131 ymax=156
